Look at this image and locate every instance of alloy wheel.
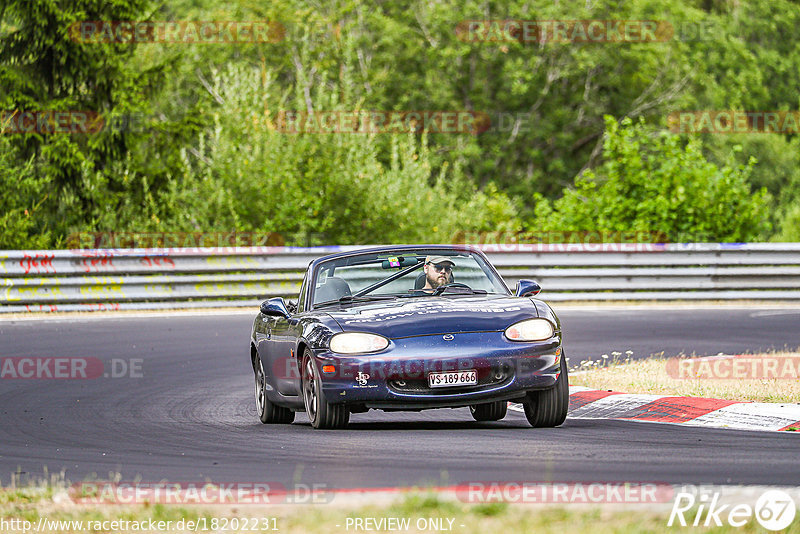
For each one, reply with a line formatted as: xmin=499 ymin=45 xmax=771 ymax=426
xmin=303 ymin=357 xmax=318 ymax=422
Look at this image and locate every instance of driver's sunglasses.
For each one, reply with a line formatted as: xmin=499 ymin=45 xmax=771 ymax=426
xmin=428 ymin=263 xmax=453 ymax=273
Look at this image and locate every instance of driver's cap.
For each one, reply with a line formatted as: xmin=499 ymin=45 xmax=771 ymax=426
xmin=425 ymin=255 xmax=455 ymax=266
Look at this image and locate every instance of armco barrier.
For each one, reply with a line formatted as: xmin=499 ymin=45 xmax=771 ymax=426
xmin=2 ymin=243 xmax=800 ymax=312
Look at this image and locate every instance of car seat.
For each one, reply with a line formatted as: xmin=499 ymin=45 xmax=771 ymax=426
xmin=315 ymin=276 xmax=352 ymax=302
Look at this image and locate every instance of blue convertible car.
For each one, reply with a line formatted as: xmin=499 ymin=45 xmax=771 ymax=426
xmin=250 ymin=245 xmax=568 ymax=429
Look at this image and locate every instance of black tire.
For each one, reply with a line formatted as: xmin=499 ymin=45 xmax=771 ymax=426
xmin=469 ymin=401 xmax=508 ymax=422
xmin=301 ymin=350 xmax=349 ymax=429
xmin=255 ymin=357 xmax=295 ymax=424
xmin=523 ymin=354 xmax=569 ymax=428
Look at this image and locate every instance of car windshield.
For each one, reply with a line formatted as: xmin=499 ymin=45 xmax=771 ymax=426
xmin=311 ymin=250 xmax=509 ymax=306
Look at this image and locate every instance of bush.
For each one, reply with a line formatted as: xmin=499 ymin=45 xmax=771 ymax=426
xmin=534 ymin=117 xmax=771 ymax=242
xmin=774 ymin=204 xmax=800 ymax=242
xmin=161 ymin=63 xmax=520 ymax=245
xmin=0 ymin=137 xmax=50 ymax=249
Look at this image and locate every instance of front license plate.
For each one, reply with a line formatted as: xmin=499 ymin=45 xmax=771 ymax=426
xmin=427 ymin=370 xmax=478 ymax=388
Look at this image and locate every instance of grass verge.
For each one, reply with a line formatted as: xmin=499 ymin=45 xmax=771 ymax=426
xmin=570 ymin=351 xmax=800 ymax=403
xmin=4 ymin=488 xmax=793 ymax=534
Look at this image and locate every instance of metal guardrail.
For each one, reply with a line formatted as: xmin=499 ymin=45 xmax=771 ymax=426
xmin=2 ymin=243 xmax=800 ymax=312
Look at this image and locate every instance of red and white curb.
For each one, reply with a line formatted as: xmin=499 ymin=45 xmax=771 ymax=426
xmin=509 ymin=386 xmax=800 ymax=432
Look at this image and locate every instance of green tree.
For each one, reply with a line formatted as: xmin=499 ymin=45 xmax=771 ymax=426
xmin=536 ymin=117 xmax=771 ymax=242
xmin=0 ymin=136 xmax=50 ymax=248
xmin=3 ymin=0 xmax=800 ymax=248
xmin=160 ymin=62 xmax=520 ymax=244
xmin=0 ymin=0 xmax=190 ymax=244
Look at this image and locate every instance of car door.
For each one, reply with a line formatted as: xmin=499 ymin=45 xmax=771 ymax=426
xmin=269 ymin=272 xmax=310 ymax=396
xmin=254 ymin=310 xmax=277 ymax=377
xmin=269 ymin=313 xmax=299 ymax=395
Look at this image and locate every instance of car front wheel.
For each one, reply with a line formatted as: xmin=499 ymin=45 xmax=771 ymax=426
xmin=523 ymin=354 xmax=569 ymax=428
xmin=302 ymin=350 xmax=349 ymax=429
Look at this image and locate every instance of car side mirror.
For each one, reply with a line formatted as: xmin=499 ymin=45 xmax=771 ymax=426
xmin=260 ymin=297 xmax=291 ymax=318
xmin=515 ymin=279 xmax=541 ymax=297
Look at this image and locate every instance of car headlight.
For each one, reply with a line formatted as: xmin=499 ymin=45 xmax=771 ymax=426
xmin=504 ymin=319 xmax=554 ymax=341
xmin=329 ymin=332 xmax=389 ymax=354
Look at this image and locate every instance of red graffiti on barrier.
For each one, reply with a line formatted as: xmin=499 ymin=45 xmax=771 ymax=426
xmin=24 ymin=304 xmax=59 ymax=312
xmin=80 ymin=302 xmax=122 ymax=311
xmin=139 ymin=256 xmax=176 ymax=269
xmin=20 ymin=254 xmax=56 ymax=274
xmin=81 ymin=255 xmax=115 ymax=273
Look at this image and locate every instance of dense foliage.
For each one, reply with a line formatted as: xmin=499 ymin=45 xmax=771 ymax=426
xmin=535 ymin=117 xmax=771 ymax=242
xmin=0 ymin=0 xmax=796 ymax=248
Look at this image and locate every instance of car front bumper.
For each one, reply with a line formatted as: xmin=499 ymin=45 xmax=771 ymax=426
xmin=313 ymin=331 xmax=562 ymax=409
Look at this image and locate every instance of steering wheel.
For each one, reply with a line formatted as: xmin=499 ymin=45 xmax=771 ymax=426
xmin=432 ymin=282 xmax=472 ymax=296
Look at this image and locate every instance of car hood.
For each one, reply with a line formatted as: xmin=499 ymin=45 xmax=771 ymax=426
xmin=324 ymin=295 xmax=539 ymax=338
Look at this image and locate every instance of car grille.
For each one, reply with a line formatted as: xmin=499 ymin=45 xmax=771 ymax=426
xmin=387 ymin=370 xmax=513 ymax=394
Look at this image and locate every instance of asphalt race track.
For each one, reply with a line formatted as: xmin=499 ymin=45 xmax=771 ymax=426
xmin=1 ymin=307 xmax=799 ymax=488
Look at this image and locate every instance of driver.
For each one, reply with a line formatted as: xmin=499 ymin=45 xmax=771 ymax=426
xmin=422 ymin=255 xmax=455 ymax=290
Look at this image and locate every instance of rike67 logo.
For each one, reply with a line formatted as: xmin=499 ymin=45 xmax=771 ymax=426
xmin=669 ymin=489 xmax=796 ymax=531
